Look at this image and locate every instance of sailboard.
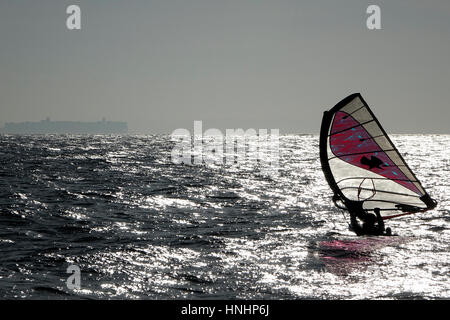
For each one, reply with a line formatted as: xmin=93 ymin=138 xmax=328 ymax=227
xmin=320 ymin=93 xmax=437 ymax=219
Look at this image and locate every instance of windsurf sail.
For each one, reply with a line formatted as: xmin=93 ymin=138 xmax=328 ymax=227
xmin=320 ymin=93 xmax=437 ymax=219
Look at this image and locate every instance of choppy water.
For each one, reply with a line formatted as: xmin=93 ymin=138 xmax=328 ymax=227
xmin=0 ymin=134 xmax=448 ymax=299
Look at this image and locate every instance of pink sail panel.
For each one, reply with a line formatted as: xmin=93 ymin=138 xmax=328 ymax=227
xmin=330 ymin=111 xmax=421 ymax=195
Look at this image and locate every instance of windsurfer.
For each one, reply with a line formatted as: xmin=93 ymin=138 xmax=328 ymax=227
xmin=321 ymin=94 xmax=437 ymax=236
xmin=348 ymin=206 xmax=392 ymax=236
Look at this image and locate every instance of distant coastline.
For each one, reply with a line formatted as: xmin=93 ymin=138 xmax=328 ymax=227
xmin=0 ymin=118 xmax=128 ymax=134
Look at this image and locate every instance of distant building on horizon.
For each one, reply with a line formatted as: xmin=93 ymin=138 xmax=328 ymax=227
xmin=0 ymin=118 xmax=128 ymax=134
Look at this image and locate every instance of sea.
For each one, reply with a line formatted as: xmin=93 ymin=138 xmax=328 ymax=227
xmin=0 ymin=134 xmax=448 ymax=299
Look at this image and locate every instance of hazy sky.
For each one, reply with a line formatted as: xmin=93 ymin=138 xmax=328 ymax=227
xmin=1 ymin=0 xmax=449 ymax=133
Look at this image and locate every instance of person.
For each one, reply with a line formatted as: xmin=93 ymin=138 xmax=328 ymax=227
xmin=348 ymin=206 xmax=392 ymax=236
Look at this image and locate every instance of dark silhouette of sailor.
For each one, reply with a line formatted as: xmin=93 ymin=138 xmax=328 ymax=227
xmin=360 ymin=155 xmax=384 ymax=169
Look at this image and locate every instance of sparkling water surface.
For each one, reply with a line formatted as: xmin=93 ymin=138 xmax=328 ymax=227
xmin=0 ymin=134 xmax=448 ymax=299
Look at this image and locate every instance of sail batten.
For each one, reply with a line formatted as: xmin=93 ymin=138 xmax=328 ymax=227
xmin=320 ymin=93 xmax=437 ymax=219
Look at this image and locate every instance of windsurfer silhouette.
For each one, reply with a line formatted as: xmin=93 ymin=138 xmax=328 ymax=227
xmin=348 ymin=204 xmax=392 ymax=236
xmin=331 ymin=195 xmax=392 ymax=236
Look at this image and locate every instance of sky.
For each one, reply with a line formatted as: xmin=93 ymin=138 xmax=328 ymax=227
xmin=0 ymin=0 xmax=449 ymax=134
